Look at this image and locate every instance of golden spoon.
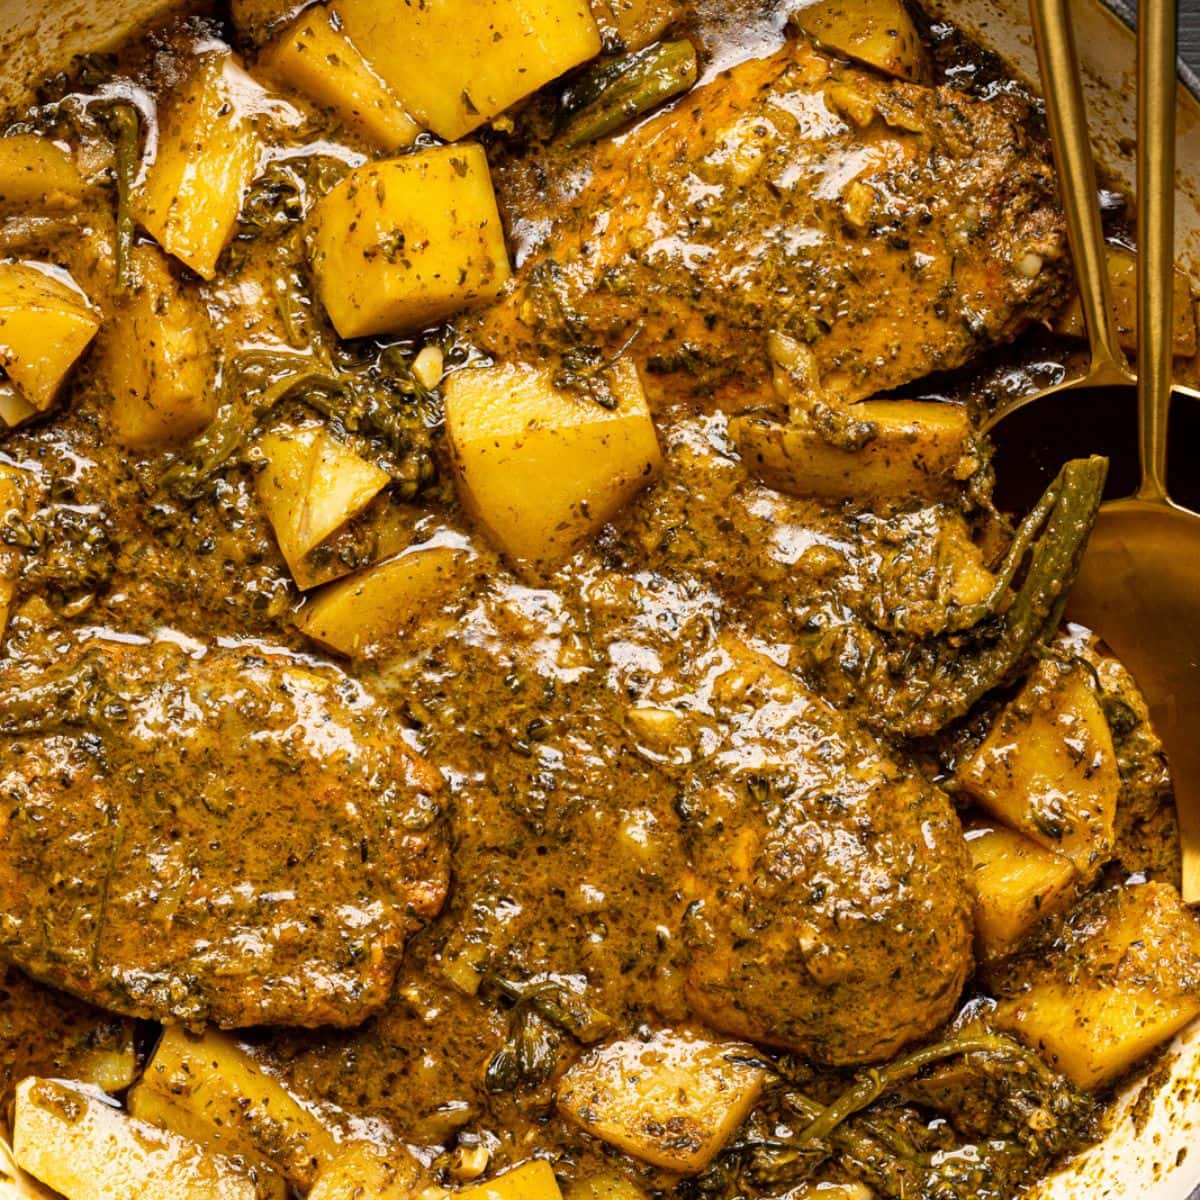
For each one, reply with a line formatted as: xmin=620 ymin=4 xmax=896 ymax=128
xmin=980 ymin=0 xmax=1135 ymax=437
xmin=1066 ymin=0 xmax=1200 ymax=902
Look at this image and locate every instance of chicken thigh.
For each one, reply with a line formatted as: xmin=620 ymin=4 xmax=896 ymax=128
xmin=474 ymin=37 xmax=1067 ymax=408
xmin=0 ymin=637 xmax=448 ymax=1029
xmin=679 ymin=636 xmax=974 ymax=1064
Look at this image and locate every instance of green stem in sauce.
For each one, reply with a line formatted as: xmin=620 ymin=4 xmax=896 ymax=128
xmin=558 ymin=39 xmax=699 ymax=149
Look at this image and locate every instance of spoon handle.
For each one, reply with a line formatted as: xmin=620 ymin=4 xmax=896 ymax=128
xmin=1029 ymin=0 xmax=1128 ymax=381
xmin=1137 ymin=0 xmax=1178 ymax=503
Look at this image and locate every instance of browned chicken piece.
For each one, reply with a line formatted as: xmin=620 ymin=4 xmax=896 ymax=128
xmin=0 ymin=639 xmax=448 ymax=1029
xmin=679 ymin=636 xmax=974 ymax=1065
xmin=472 ymin=38 xmax=1067 ymax=408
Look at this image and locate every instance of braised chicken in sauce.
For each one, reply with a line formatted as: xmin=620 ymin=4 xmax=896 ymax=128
xmin=0 ymin=2 xmax=1197 ymax=1199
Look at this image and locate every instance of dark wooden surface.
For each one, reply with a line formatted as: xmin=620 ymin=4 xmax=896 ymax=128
xmin=1105 ymin=0 xmax=1200 ymax=86
xmin=1182 ymin=0 xmax=1200 ymax=78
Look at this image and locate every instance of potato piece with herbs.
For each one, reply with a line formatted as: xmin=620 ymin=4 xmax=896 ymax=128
xmin=445 ymin=359 xmax=662 ymax=572
xmin=260 ymin=7 xmax=420 ymax=150
xmin=254 ymin=422 xmax=391 ymax=589
xmin=1053 ymin=244 xmax=1197 ymax=358
xmin=102 ymin=244 xmax=214 ymax=448
xmin=589 ymin=0 xmax=685 ymax=50
xmin=0 ymin=135 xmax=86 ymax=209
xmin=333 ymin=0 xmax=601 ymax=141
xmin=307 ymin=1142 xmax=426 ymax=1200
xmin=732 ymin=400 xmax=976 ymax=504
xmin=958 ymin=659 xmax=1118 ymax=878
xmin=0 ymin=1135 xmax=55 ymax=1200
xmin=966 ymin=824 xmax=1077 ymax=964
xmin=127 ymin=1086 xmax=289 ymax=1200
xmin=556 ymin=1029 xmax=766 ymax=1173
xmin=0 ymin=262 xmax=99 ymax=411
xmin=138 ymin=1027 xmax=338 ymax=1191
xmin=457 ymin=1162 xmax=563 ymax=1200
xmin=133 ymin=51 xmax=262 ymax=278
xmin=0 ymin=382 xmax=35 ymax=430
xmin=793 ymin=0 xmax=930 ymax=83
xmin=994 ymin=882 xmax=1200 ymax=1089
xmin=297 ymin=543 xmax=472 ymax=657
xmin=12 ymin=1077 xmax=263 ymax=1200
xmin=308 ymin=145 xmax=511 ymax=339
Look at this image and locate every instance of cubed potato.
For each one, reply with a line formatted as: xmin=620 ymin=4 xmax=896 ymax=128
xmin=308 ymin=1142 xmax=425 ymax=1200
xmin=732 ymin=401 xmax=976 ymax=504
xmin=958 ymin=659 xmax=1119 ymax=878
xmin=1053 ymin=244 xmax=1197 ymax=359
xmin=457 ymin=1162 xmax=562 ymax=1200
xmin=589 ymin=0 xmax=684 ymax=50
xmin=101 ymin=244 xmax=215 ymax=448
xmin=0 ymin=262 xmax=99 ymax=410
xmin=296 ymin=543 xmax=471 ymax=657
xmin=308 ymin=145 xmax=511 ymax=339
xmin=793 ymin=0 xmax=930 ymax=84
xmin=127 ymin=1086 xmax=289 ymax=1200
xmin=1 ymin=1135 xmax=62 ymax=1200
xmin=254 ymin=422 xmax=391 ymax=588
xmin=12 ymin=1077 xmax=261 ymax=1200
xmin=133 ymin=51 xmax=262 ymax=279
xmin=965 ymin=824 xmax=1077 ymax=964
xmin=556 ymin=1029 xmax=766 ymax=1174
xmin=334 ymin=0 xmax=601 ymax=141
xmin=0 ymin=382 xmax=36 ymax=430
xmin=138 ymin=1026 xmax=337 ymax=1191
xmin=994 ymin=882 xmax=1200 ymax=1089
xmin=261 ymin=7 xmax=420 ymax=150
xmin=0 ymin=135 xmax=86 ymax=209
xmin=445 ymin=359 xmax=662 ymax=572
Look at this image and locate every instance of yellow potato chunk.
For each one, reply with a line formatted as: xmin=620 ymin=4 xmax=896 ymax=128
xmin=260 ymin=7 xmax=420 ymax=150
xmin=793 ymin=0 xmax=930 ymax=84
xmin=1054 ymin=244 xmax=1197 ymax=358
xmin=101 ymin=244 xmax=215 ymax=448
xmin=309 ymin=145 xmax=510 ymax=339
xmin=589 ymin=0 xmax=684 ymax=50
xmin=308 ymin=1142 xmax=425 ymax=1200
xmin=0 ymin=1136 xmax=55 ymax=1200
xmin=966 ymin=824 xmax=1077 ymax=964
xmin=255 ymin=423 xmax=391 ymax=588
xmin=457 ymin=1162 xmax=562 ymax=1200
xmin=0 ymin=382 xmax=36 ymax=430
xmin=732 ymin=401 xmax=975 ymax=504
xmin=994 ymin=882 xmax=1200 ymax=1090
xmin=127 ymin=1087 xmax=288 ymax=1200
xmin=334 ymin=0 xmax=602 ymax=141
xmin=445 ymin=359 xmax=662 ymax=572
xmin=12 ymin=1077 xmax=260 ymax=1200
xmin=0 ymin=262 xmax=99 ymax=411
xmin=958 ymin=659 xmax=1118 ymax=878
xmin=138 ymin=1026 xmax=337 ymax=1191
xmin=296 ymin=543 xmax=471 ymax=657
xmin=134 ymin=51 xmax=262 ymax=279
xmin=0 ymin=135 xmax=86 ymax=209
xmin=557 ymin=1029 xmax=766 ymax=1173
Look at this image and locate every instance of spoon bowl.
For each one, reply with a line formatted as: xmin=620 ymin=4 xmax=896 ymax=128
xmin=1069 ymin=499 xmax=1200 ymax=898
xmin=995 ymin=0 xmax=1200 ymax=900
